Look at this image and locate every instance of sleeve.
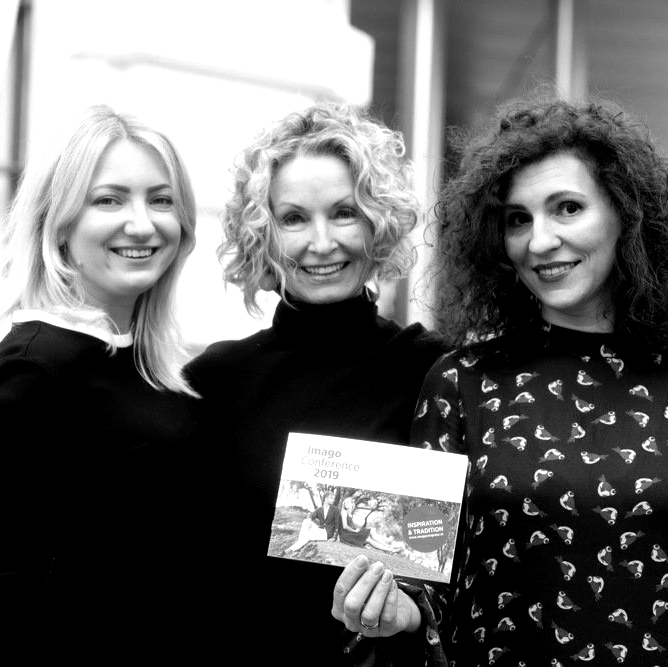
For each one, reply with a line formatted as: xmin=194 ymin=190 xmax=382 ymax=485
xmin=340 ymin=580 xmax=450 ymax=667
xmin=310 ymin=508 xmax=323 ymax=525
xmin=0 ymin=358 xmax=62 ymax=613
xmin=411 ymin=354 xmax=466 ymax=455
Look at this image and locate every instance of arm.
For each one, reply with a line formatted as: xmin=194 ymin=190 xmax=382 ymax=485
xmin=331 ymin=506 xmax=340 ymax=539
xmin=341 ymin=508 xmax=361 ymax=533
xmin=0 ymin=358 xmax=62 ymax=607
xmin=309 ymin=507 xmax=323 ymax=526
xmin=411 ymin=351 xmax=466 ymax=455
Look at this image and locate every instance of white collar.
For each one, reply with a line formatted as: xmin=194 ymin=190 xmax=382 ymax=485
xmin=12 ymin=309 xmax=133 ymax=348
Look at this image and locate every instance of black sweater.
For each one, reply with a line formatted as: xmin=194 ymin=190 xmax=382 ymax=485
xmin=187 ymin=294 xmax=448 ymax=666
xmin=0 ymin=317 xmax=208 ymax=663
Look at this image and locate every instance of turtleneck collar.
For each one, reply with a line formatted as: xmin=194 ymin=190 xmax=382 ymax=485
xmin=473 ymin=319 xmax=661 ymax=371
xmin=537 ymin=320 xmax=615 ymax=355
xmin=271 ymin=291 xmax=379 ymax=344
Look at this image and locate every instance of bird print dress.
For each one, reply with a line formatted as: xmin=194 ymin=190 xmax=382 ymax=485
xmin=411 ymin=323 xmax=668 ymax=666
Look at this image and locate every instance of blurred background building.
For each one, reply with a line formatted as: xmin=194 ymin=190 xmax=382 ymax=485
xmin=2 ymin=0 xmax=668 ymax=352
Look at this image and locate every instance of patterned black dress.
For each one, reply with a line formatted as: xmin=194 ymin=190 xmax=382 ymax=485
xmin=411 ymin=323 xmax=668 ymax=667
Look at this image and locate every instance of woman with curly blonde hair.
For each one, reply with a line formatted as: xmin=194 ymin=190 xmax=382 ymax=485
xmin=186 ymin=102 xmax=447 ymax=667
xmin=221 ymin=101 xmax=421 ymax=314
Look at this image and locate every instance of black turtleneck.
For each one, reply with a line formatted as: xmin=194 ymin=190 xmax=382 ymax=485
xmin=186 ymin=293 xmax=448 ymax=666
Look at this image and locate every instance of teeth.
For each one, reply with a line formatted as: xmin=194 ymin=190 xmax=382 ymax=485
xmin=115 ymin=248 xmax=155 ymax=259
xmin=536 ymin=263 xmax=576 ymax=277
xmin=302 ymin=262 xmax=345 ymax=276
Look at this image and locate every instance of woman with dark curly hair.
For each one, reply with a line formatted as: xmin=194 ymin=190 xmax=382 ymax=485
xmin=335 ymin=94 xmax=668 ymax=665
xmin=186 ymin=103 xmax=447 ymax=667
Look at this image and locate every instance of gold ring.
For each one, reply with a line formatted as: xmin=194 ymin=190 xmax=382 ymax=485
xmin=360 ymin=619 xmax=380 ymax=630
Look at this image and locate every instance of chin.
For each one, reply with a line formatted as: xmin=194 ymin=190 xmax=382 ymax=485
xmin=295 ymin=287 xmax=359 ymax=304
xmin=305 ymin=295 xmax=348 ymax=305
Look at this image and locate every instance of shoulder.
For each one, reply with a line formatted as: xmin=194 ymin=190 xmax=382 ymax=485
xmin=0 ymin=322 xmax=110 ymax=406
xmin=420 ymin=337 xmax=505 ymax=389
xmin=185 ymin=328 xmax=273 ymax=384
xmin=0 ymin=320 xmax=104 ymax=374
xmin=190 ymin=329 xmax=272 ymax=364
xmin=375 ymin=317 xmax=450 ymax=358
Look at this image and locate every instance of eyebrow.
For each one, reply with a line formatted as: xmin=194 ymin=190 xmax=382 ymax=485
xmin=274 ymin=195 xmax=356 ymax=210
xmin=505 ymin=190 xmax=581 ymax=208
xmin=90 ymin=183 xmax=172 ymax=194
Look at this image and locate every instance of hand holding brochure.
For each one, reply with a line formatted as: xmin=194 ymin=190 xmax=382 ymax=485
xmin=268 ymin=432 xmax=469 ymax=583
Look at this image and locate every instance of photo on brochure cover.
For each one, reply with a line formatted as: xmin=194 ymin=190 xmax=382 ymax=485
xmin=268 ymin=482 xmax=460 ymax=583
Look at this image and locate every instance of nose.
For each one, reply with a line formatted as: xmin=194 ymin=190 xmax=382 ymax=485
xmin=527 ymin=215 xmax=562 ymax=254
xmin=124 ymin=202 xmax=156 ymax=238
xmin=307 ymin=218 xmax=338 ymax=254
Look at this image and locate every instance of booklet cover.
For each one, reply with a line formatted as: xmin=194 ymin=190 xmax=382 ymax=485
xmin=268 ymin=432 xmax=469 ymax=583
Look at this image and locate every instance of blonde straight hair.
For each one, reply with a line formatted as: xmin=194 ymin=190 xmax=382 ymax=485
xmin=0 ymin=104 xmax=199 ymax=396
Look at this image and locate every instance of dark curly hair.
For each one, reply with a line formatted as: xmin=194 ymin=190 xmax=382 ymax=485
xmin=431 ymin=93 xmax=668 ymax=351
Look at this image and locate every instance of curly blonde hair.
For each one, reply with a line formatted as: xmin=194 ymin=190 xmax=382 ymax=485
xmin=221 ymin=102 xmax=421 ymax=315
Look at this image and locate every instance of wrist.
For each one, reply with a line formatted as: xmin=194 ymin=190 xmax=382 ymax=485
xmin=405 ymin=600 xmax=422 ymax=634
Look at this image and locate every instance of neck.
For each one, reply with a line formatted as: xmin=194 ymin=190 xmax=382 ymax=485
xmin=542 ymin=307 xmax=614 ymax=334
xmin=107 ymin=308 xmax=134 ymax=335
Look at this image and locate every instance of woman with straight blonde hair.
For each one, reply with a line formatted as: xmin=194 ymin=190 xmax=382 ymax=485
xmin=0 ymin=104 xmax=209 ymax=663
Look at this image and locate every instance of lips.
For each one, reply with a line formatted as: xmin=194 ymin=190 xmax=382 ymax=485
xmin=300 ymin=262 xmax=347 ymax=276
xmin=533 ymin=261 xmax=579 ymax=279
xmin=112 ymin=247 xmax=157 ymax=259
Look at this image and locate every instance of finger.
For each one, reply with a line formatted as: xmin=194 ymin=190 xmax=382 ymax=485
xmin=332 ymin=555 xmax=370 ymax=619
xmin=341 ymin=561 xmax=386 ymax=632
xmin=360 ymin=569 xmax=394 ymax=631
xmin=343 ymin=560 xmax=386 ymax=616
xmin=379 ymin=578 xmax=399 ymax=628
xmin=338 ymin=560 xmax=387 ymax=630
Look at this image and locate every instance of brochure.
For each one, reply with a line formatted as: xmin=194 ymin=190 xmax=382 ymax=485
xmin=268 ymin=432 xmax=469 ymax=583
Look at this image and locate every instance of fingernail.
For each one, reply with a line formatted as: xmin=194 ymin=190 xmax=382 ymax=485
xmin=381 ymin=569 xmax=392 ymax=583
xmin=370 ymin=561 xmax=383 ymax=574
xmin=355 ymin=555 xmax=369 ymax=568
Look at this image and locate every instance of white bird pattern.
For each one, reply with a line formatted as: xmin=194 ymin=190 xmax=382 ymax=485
xmin=411 ymin=335 xmax=668 ymax=663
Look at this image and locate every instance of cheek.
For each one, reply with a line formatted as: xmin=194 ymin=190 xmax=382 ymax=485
xmin=503 ymin=234 xmax=523 ymax=267
xmin=344 ymin=224 xmax=373 ymax=255
xmin=164 ymin=217 xmax=183 ymax=243
xmin=276 ymin=231 xmax=304 ymax=260
xmin=599 ymin=240 xmax=619 ymax=276
xmin=66 ymin=228 xmax=97 ymax=260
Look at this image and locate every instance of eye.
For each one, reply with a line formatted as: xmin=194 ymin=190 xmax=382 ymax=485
xmin=278 ymin=212 xmax=306 ymax=228
xmin=150 ymin=195 xmax=174 ymax=210
xmin=92 ymin=195 xmax=121 ymax=208
xmin=334 ymin=207 xmax=358 ymax=221
xmin=504 ymin=209 xmax=531 ymax=228
xmin=558 ymin=200 xmax=582 ymax=216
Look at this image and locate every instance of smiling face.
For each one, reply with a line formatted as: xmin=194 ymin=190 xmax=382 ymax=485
xmin=269 ymin=154 xmax=373 ymax=305
xmin=65 ymin=140 xmax=182 ymax=329
xmin=503 ymin=151 xmax=621 ymax=332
